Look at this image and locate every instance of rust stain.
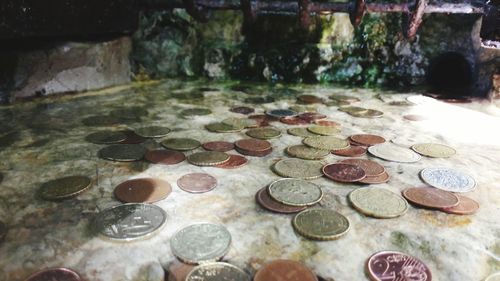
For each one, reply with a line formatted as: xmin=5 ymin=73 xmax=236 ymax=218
xmin=421 ymin=211 xmax=472 ymax=227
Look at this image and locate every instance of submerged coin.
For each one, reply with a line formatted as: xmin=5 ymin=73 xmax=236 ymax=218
xmin=187 ymin=151 xmax=230 ymax=166
xmin=303 ymin=136 xmax=350 ymax=151
xmin=114 ymin=178 xmax=172 ymax=203
xmin=266 ymin=109 xmax=298 ymax=118
xmin=307 ymin=125 xmax=341 ymax=136
xmin=298 ymin=112 xmax=327 ymax=122
xmin=85 ymin=131 xmax=127 ymax=144
xmin=234 ymin=139 xmax=271 ymax=152
xmin=402 ymin=187 xmax=459 ymax=209
xmin=280 ymin=116 xmax=311 ymax=125
xmin=411 ymin=143 xmax=456 ymax=158
xmin=367 ymin=251 xmax=432 ymax=281
xmin=246 ymin=127 xmax=281 ymax=139
xmin=214 ymin=154 xmax=248 ymax=169
xmin=145 ymin=149 xmax=185 ymax=165
xmin=420 ymin=167 xmax=476 ymax=192
xmin=161 ymin=138 xmax=201 ymax=151
xmin=350 ymin=134 xmax=386 ymax=146
xmin=350 ymin=109 xmax=384 ymax=118
xmin=286 ymin=145 xmax=330 ymax=160
xmin=322 ymin=163 xmax=366 ymax=183
xmin=206 ymin=122 xmax=244 ymax=133
xmin=93 ymin=203 xmax=166 ymax=241
xmin=292 ymin=208 xmax=350 ymax=240
xmin=368 ymin=143 xmax=421 ymax=163
xmin=256 ymin=188 xmax=307 ymax=213
xmin=98 ymin=144 xmax=147 ymax=161
xmin=440 ymin=194 xmax=479 ymax=215
xmin=222 ymin=117 xmax=258 ymax=129
xmin=202 ymin=141 xmax=235 ymax=152
xmin=332 ymin=146 xmax=367 ymax=157
xmin=249 ymin=114 xmax=279 ymax=126
xmin=134 ymin=126 xmax=171 ymax=138
xmin=359 ymin=171 xmax=390 ymax=184
xmin=181 ymin=108 xmax=212 ymax=116
xmin=339 ymin=159 xmax=385 ymax=177
xmin=288 ymin=127 xmax=317 ymax=137
xmin=254 ymin=259 xmax=318 ymax=281
xmin=349 ymin=188 xmax=408 ymax=218
xmin=268 ymin=178 xmax=323 ymax=207
xmin=119 ymin=130 xmax=148 ymax=144
xmin=39 ymin=176 xmax=92 ymax=200
xmin=297 ymin=95 xmax=323 ymax=104
xmin=177 ymin=173 xmax=217 ymax=193
xmin=273 ymin=159 xmax=324 ymax=179
xmin=24 ymin=268 xmax=82 ymax=281
xmin=338 ymin=106 xmax=367 ymax=114
xmin=331 ymin=95 xmax=360 ymax=103
xmin=185 ymin=262 xmax=250 ymax=281
xmin=230 ymin=106 xmax=254 ymax=115
xmin=171 ymin=223 xmax=231 ymax=264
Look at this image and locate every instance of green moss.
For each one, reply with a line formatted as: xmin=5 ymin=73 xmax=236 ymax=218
xmin=390 ymin=231 xmax=434 ymax=258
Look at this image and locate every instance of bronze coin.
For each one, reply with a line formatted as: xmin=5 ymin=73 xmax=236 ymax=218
xmin=339 ymin=159 xmax=385 ymax=177
xmin=256 ymin=188 xmax=307 ymax=214
xmin=249 ymin=114 xmax=279 ymax=126
xmin=119 ymin=130 xmax=148 ymax=144
xmin=440 ymin=194 xmax=479 ymax=215
xmin=202 ymin=141 xmax=235 ymax=152
xmin=234 ymin=139 xmax=271 ymax=152
xmin=114 ymin=178 xmax=172 ymax=203
xmin=349 ymin=139 xmax=367 ymax=147
xmin=177 ymin=173 xmax=217 ymax=193
xmin=24 ymin=268 xmax=82 ymax=281
xmin=297 ymin=95 xmax=323 ymax=104
xmin=402 ymin=187 xmax=459 ymax=209
xmin=298 ymin=112 xmax=327 ymax=122
xmin=145 ymin=150 xmax=186 ymax=165
xmin=254 ymin=259 xmax=318 ymax=281
xmin=314 ymin=120 xmax=340 ymax=127
xmin=168 ymin=261 xmax=195 ymax=281
xmin=236 ymin=147 xmax=273 ymax=157
xmin=367 ymin=251 xmax=432 ymax=281
xmin=230 ymin=106 xmax=254 ymax=115
xmin=280 ymin=116 xmax=310 ymax=125
xmin=359 ymin=171 xmax=390 ymax=184
xmin=322 ymin=163 xmax=366 ymax=183
xmin=350 ymin=134 xmax=386 ymax=146
xmin=215 ymin=154 xmax=248 ymax=169
xmin=332 ymin=146 xmax=367 ymax=157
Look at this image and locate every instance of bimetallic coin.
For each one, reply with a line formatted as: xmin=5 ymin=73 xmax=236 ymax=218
xmin=350 ymin=134 xmax=386 ymax=146
xmin=286 ymin=145 xmax=330 ymax=160
xmin=307 ymin=125 xmax=341 ymax=136
xmin=367 ymin=251 xmax=432 ymax=281
xmin=177 ymin=173 xmax=217 ymax=193
xmin=350 ymin=109 xmax=384 ymax=118
xmin=0 ymin=220 xmax=7 ymax=242
xmin=303 ymin=136 xmax=350 ymax=151
xmin=185 ymin=262 xmax=250 ymax=281
xmin=24 ymin=268 xmax=82 ymax=281
xmin=145 ymin=150 xmax=186 ymax=165
xmin=254 ymin=259 xmax=318 ymax=281
xmin=39 ymin=176 xmax=92 ymax=201
xmin=171 ymin=223 xmax=231 ymax=264
xmin=256 ymin=188 xmax=307 ymax=214
xmin=114 ymin=178 xmax=172 ymax=203
xmin=292 ymin=208 xmax=350 ymax=240
xmin=332 ymin=146 xmax=367 ymax=157
xmin=93 ymin=203 xmax=166 ymax=241
xmin=268 ymin=178 xmax=323 ymax=207
xmin=322 ymin=163 xmax=366 ymax=183
xmin=134 ymin=126 xmax=171 ymax=138
xmin=420 ymin=167 xmax=476 ymax=192
xmin=266 ymin=109 xmax=298 ymax=118
xmin=206 ymin=122 xmax=244 ymax=133
xmin=214 ymin=154 xmax=248 ymax=169
xmin=359 ymin=172 xmax=390 ymax=184
xmin=187 ymin=151 xmax=230 ymax=166
xmin=339 ymin=159 xmax=385 ymax=177
xmin=202 ymin=141 xmax=235 ymax=152
xmin=161 ymin=138 xmax=201 ymax=151
xmin=230 ymin=106 xmax=254 ymax=115
xmin=85 ymin=131 xmax=127 ymax=144
xmin=246 ymin=127 xmax=282 ymax=139
xmin=402 ymin=187 xmax=459 ymax=209
xmin=273 ymin=159 xmax=324 ymax=180
xmin=440 ymin=194 xmax=479 ymax=215
xmin=288 ymin=127 xmax=317 ymax=137
xmin=98 ymin=144 xmax=147 ymax=161
xmin=222 ymin=117 xmax=258 ymax=129
xmin=368 ymin=143 xmax=421 ymax=163
xmin=349 ymin=188 xmax=408 ymax=218
xmin=181 ymin=108 xmax=212 ymax=116
xmin=411 ymin=143 xmax=456 ymax=158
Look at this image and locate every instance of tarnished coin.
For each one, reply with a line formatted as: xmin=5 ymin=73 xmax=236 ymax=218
xmin=322 ymin=163 xmax=366 ymax=183
xmin=367 ymin=251 xmax=432 ymax=281
xmin=246 ymin=127 xmax=281 ymax=139
xmin=368 ymin=143 xmax=421 ymax=163
xmin=206 ymin=122 xmax=244 ymax=133
xmin=234 ymin=139 xmax=272 ymax=152
xmin=177 ymin=173 xmax=217 ymax=193
xmin=297 ymin=94 xmax=323 ymax=104
xmin=332 ymin=146 xmax=367 ymax=157
xmin=134 ymin=126 xmax=171 ymax=138
xmin=441 ymin=194 xmax=479 ymax=215
xmin=171 ymin=223 xmax=231 ymax=264
xmin=286 ymin=145 xmax=330 ymax=160
xmin=411 ymin=143 xmax=456 ymax=158
xmin=307 ymin=125 xmax=341 ymax=136
xmin=230 ymin=106 xmax=254 ymax=115
xmin=185 ymin=262 xmax=250 ymax=281
xmin=222 ymin=117 xmax=258 ymax=128
xmin=350 ymin=134 xmax=386 ymax=146
xmin=359 ymin=171 xmax=390 ymax=184
xmin=0 ymin=220 xmax=7 ymax=242
xmin=145 ymin=149 xmax=185 ymax=165
xmin=254 ymin=259 xmax=318 ymax=281
xmin=273 ymin=159 xmax=324 ymax=179
xmin=181 ymin=108 xmax=212 ymax=116
xmin=280 ymin=116 xmax=310 ymax=125
xmin=349 ymin=188 xmax=408 ymax=218
xmin=420 ymin=167 xmax=476 ymax=192
xmin=24 ymin=268 xmax=82 ymax=281
xmin=350 ymin=109 xmax=384 ymax=118
xmin=214 ymin=154 xmax=248 ymax=169
xmin=303 ymin=136 xmax=350 ymax=151
xmin=268 ymin=178 xmax=323 ymax=207
xmin=85 ymin=131 xmax=127 ymax=144
xmin=402 ymin=187 xmax=459 ymax=209
xmin=187 ymin=151 xmax=230 ymax=166
xmin=98 ymin=144 xmax=147 ymax=161
xmin=114 ymin=178 xmax=172 ymax=203
xmin=338 ymin=106 xmax=367 ymax=114
xmin=339 ymin=159 xmax=385 ymax=177
xmin=119 ymin=130 xmax=148 ymax=144
xmin=292 ymin=208 xmax=350 ymax=240
xmin=288 ymin=127 xmax=317 ymax=137
xmin=39 ymin=176 xmax=92 ymax=200
xmin=249 ymin=114 xmax=279 ymax=126
xmin=237 ymin=146 xmax=273 ymax=157
xmin=161 ymin=138 xmax=201 ymax=151
xmin=314 ymin=120 xmax=341 ymax=127
xmin=93 ymin=203 xmax=166 ymax=241
xmin=266 ymin=109 xmax=298 ymax=118
xmin=256 ymin=188 xmax=307 ymax=213
xmin=202 ymin=141 xmax=235 ymax=152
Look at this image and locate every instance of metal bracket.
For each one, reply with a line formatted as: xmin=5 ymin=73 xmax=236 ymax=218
xmin=350 ymin=0 xmax=366 ymax=27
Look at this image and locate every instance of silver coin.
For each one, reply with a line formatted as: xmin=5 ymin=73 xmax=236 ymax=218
xmin=170 ymin=223 xmax=232 ymax=264
xmin=0 ymin=220 xmax=7 ymax=242
xmin=368 ymin=143 xmax=421 ymax=163
xmin=93 ymin=203 xmax=166 ymax=241
xmin=266 ymin=109 xmax=298 ymax=118
xmin=186 ymin=262 xmax=250 ymax=281
xmin=268 ymin=178 xmax=323 ymax=206
xmin=420 ymin=167 xmax=476 ymax=193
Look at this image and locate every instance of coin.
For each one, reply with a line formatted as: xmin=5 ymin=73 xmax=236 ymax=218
xmin=339 ymin=159 xmax=385 ymax=177
xmin=185 ymin=262 xmax=250 ymax=281
xmin=367 ymin=251 xmax=432 ymax=281
xmin=402 ymin=187 xmax=459 ymax=209
xmin=93 ymin=203 xmax=166 ymax=241
xmin=114 ymin=178 xmax=172 ymax=203
xmin=292 ymin=208 xmax=350 ymax=240
xmin=230 ymin=106 xmax=254 ymax=115
xmin=322 ymin=163 xmax=366 ymax=183
xmin=338 ymin=106 xmax=367 ymax=114
xmin=235 ymin=139 xmax=272 ymax=152
xmin=368 ymin=143 xmax=421 ymax=163
xmin=440 ymin=194 xmax=479 ymax=215
xmin=249 ymin=114 xmax=279 ymax=126
xmin=297 ymin=94 xmax=323 ymax=104
xmin=332 ymin=146 xmax=367 ymax=157
xmin=266 ymin=109 xmax=298 ymax=118
xmin=214 ymin=154 xmax=248 ymax=169
xmin=254 ymin=259 xmax=318 ymax=281
xmin=171 ymin=223 xmax=231 ymax=264
xmin=411 ymin=143 xmax=456 ymax=158
xmin=0 ymin=220 xmax=7 ymax=242
xmin=168 ymin=261 xmax=195 ymax=281
xmin=350 ymin=109 xmax=384 ymax=118
xmin=288 ymin=127 xmax=317 ymax=137
xmin=85 ymin=131 xmax=127 ymax=144
xmin=350 ymin=134 xmax=386 ymax=146
xmin=187 ymin=151 xmax=230 ymax=166
xmin=246 ymin=127 xmax=281 ymax=139
xmin=24 ymin=268 xmax=82 ymax=281
xmin=273 ymin=159 xmax=324 ymax=179
xmin=98 ymin=144 xmax=147 ymax=161
xmin=331 ymin=95 xmax=360 ymax=103
xmin=303 ymin=136 xmax=350 ymax=151
xmin=161 ymin=138 xmax=201 ymax=151
xmin=145 ymin=149 xmax=186 ymax=165
xmin=206 ymin=122 xmax=244 ymax=133
xmin=119 ymin=130 xmax=148 ymax=144
xmin=181 ymin=108 xmax=212 ymax=116
xmin=280 ymin=116 xmax=311 ymax=125
xmin=256 ymin=188 xmax=307 ymax=213
xmin=177 ymin=173 xmax=217 ymax=193
xmin=39 ymin=176 xmax=92 ymax=200
xmin=349 ymin=188 xmax=408 ymax=218
xmin=298 ymin=112 xmax=327 ymax=122
xmin=237 ymin=146 xmax=273 ymax=157
xmin=222 ymin=117 xmax=258 ymax=129
xmin=420 ymin=167 xmax=476 ymax=192
xmin=268 ymin=178 xmax=323 ymax=207
xmin=307 ymin=125 xmax=341 ymax=136
xmin=202 ymin=141 xmax=235 ymax=152
xmin=134 ymin=126 xmax=171 ymax=138
xmin=359 ymin=171 xmax=390 ymax=184
xmin=314 ymin=120 xmax=340 ymax=127
xmin=286 ymin=145 xmax=330 ymax=160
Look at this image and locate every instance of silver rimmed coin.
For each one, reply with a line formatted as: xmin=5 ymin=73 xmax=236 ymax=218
xmin=266 ymin=109 xmax=298 ymax=118
xmin=170 ymin=223 xmax=231 ymax=264
xmin=420 ymin=167 xmax=476 ymax=192
xmin=368 ymin=143 xmax=421 ymax=163
xmin=268 ymin=178 xmax=323 ymax=207
xmin=185 ymin=262 xmax=250 ymax=281
xmin=98 ymin=144 xmax=147 ymax=161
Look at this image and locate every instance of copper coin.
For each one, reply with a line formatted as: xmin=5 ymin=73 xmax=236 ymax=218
xmin=367 ymin=251 xmax=432 ymax=281
xmin=215 ymin=154 xmax=248 ymax=169
xmin=280 ymin=116 xmax=310 ymax=125
xmin=249 ymin=114 xmax=279 ymax=126
xmin=236 ymin=147 xmax=273 ymax=157
xmin=230 ymin=106 xmax=254 ymax=115
xmin=145 ymin=150 xmax=186 ymax=165
xmin=349 ymin=139 xmax=367 ymax=147
xmin=119 ymin=130 xmax=148 ymax=144
xmin=254 ymin=259 xmax=318 ymax=281
xmin=359 ymin=171 xmax=390 ymax=184
xmin=298 ymin=112 xmax=327 ymax=122
xmin=440 ymin=194 xmax=479 ymax=215
xmin=350 ymin=134 xmax=386 ymax=146
xmin=402 ymin=187 xmax=459 ymax=209
xmin=314 ymin=120 xmax=340 ymax=127
xmin=256 ymin=188 xmax=307 ymax=214
xmin=297 ymin=95 xmax=323 ymax=104
xmin=339 ymin=159 xmax=385 ymax=177
xmin=322 ymin=163 xmax=366 ymax=183
xmin=177 ymin=173 xmax=217 ymax=193
xmin=202 ymin=141 xmax=235 ymax=152
xmin=234 ymin=139 xmax=271 ymax=152
xmin=24 ymin=268 xmax=82 ymax=281
xmin=114 ymin=178 xmax=172 ymax=203
xmin=332 ymin=146 xmax=367 ymax=157
xmin=168 ymin=261 xmax=195 ymax=281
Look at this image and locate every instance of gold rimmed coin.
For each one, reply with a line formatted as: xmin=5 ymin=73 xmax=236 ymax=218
xmin=246 ymin=127 xmax=282 ymax=139
xmin=307 ymin=125 xmax=341 ymax=136
xmin=286 ymin=145 xmax=330 ymax=160
xmin=411 ymin=143 xmax=456 ymax=158
xmin=187 ymin=151 xmax=230 ymax=166
xmin=402 ymin=187 xmax=459 ymax=209
xmin=273 ymin=158 xmax=324 ymax=179
xmin=349 ymin=188 xmax=408 ymax=218
xmin=303 ymin=136 xmax=350 ymax=151
xmin=292 ymin=208 xmax=350 ymax=240
xmin=205 ymin=122 xmax=244 ymax=133
xmin=114 ymin=178 xmax=172 ymax=203
xmin=161 ymin=138 xmax=201 ymax=151
xmin=98 ymin=144 xmax=147 ymax=162
xmin=39 ymin=176 xmax=92 ymax=201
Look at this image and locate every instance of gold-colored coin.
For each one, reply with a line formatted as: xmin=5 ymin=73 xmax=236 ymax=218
xmin=307 ymin=125 xmax=341 ymax=136
xmin=187 ymin=151 xmax=231 ymax=166
xmin=286 ymin=145 xmax=330 ymax=160
xmin=205 ymin=122 xmax=244 ymax=133
xmin=411 ymin=143 xmax=456 ymax=158
xmin=273 ymin=158 xmax=324 ymax=179
xmin=287 ymin=127 xmax=317 ymax=137
xmin=98 ymin=144 xmax=147 ymax=161
xmin=292 ymin=208 xmax=350 ymax=240
xmin=134 ymin=126 xmax=171 ymax=138
xmin=268 ymin=178 xmax=323 ymax=206
xmin=348 ymin=188 xmax=408 ymax=218
xmin=222 ymin=117 xmax=258 ymax=128
xmin=303 ymin=136 xmax=350 ymax=151
xmin=246 ymin=127 xmax=281 ymax=140
xmin=161 ymin=138 xmax=201 ymax=151
xmin=39 ymin=176 xmax=92 ymax=200
xmin=350 ymin=109 xmax=384 ymax=118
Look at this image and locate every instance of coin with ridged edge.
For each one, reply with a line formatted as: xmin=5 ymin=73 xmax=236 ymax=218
xmin=205 ymin=122 xmax=244 ymax=133
xmin=24 ymin=268 xmax=82 ymax=281
xmin=253 ymin=259 xmax=318 ymax=281
xmin=246 ymin=127 xmax=281 ymax=139
xmin=39 ymin=175 xmax=92 ymax=200
xmin=420 ymin=167 xmax=476 ymax=192
xmin=286 ymin=145 xmax=330 ymax=160
xmin=256 ymin=187 xmax=307 ymax=214
xmin=134 ymin=126 xmax=171 ymax=138
xmin=292 ymin=208 xmax=350 ymax=240
xmin=185 ymin=262 xmax=250 ymax=281
xmin=187 ymin=151 xmax=230 ymax=166
xmin=288 ymin=127 xmax=317 ymax=137
xmin=411 ymin=143 xmax=456 ymax=158
xmin=273 ymin=158 xmax=324 ymax=179
xmin=303 ymin=136 xmax=350 ymax=151
xmin=367 ymin=251 xmax=432 ymax=281
xmin=98 ymin=144 xmax=147 ymax=161
xmin=268 ymin=178 xmax=323 ymax=207
xmin=349 ymin=188 xmax=408 ymax=218
xmin=85 ymin=131 xmax=127 ymax=144
xmin=161 ymin=138 xmax=201 ymax=151
xmin=368 ymin=143 xmax=421 ymax=163
xmin=307 ymin=125 xmax=341 ymax=136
